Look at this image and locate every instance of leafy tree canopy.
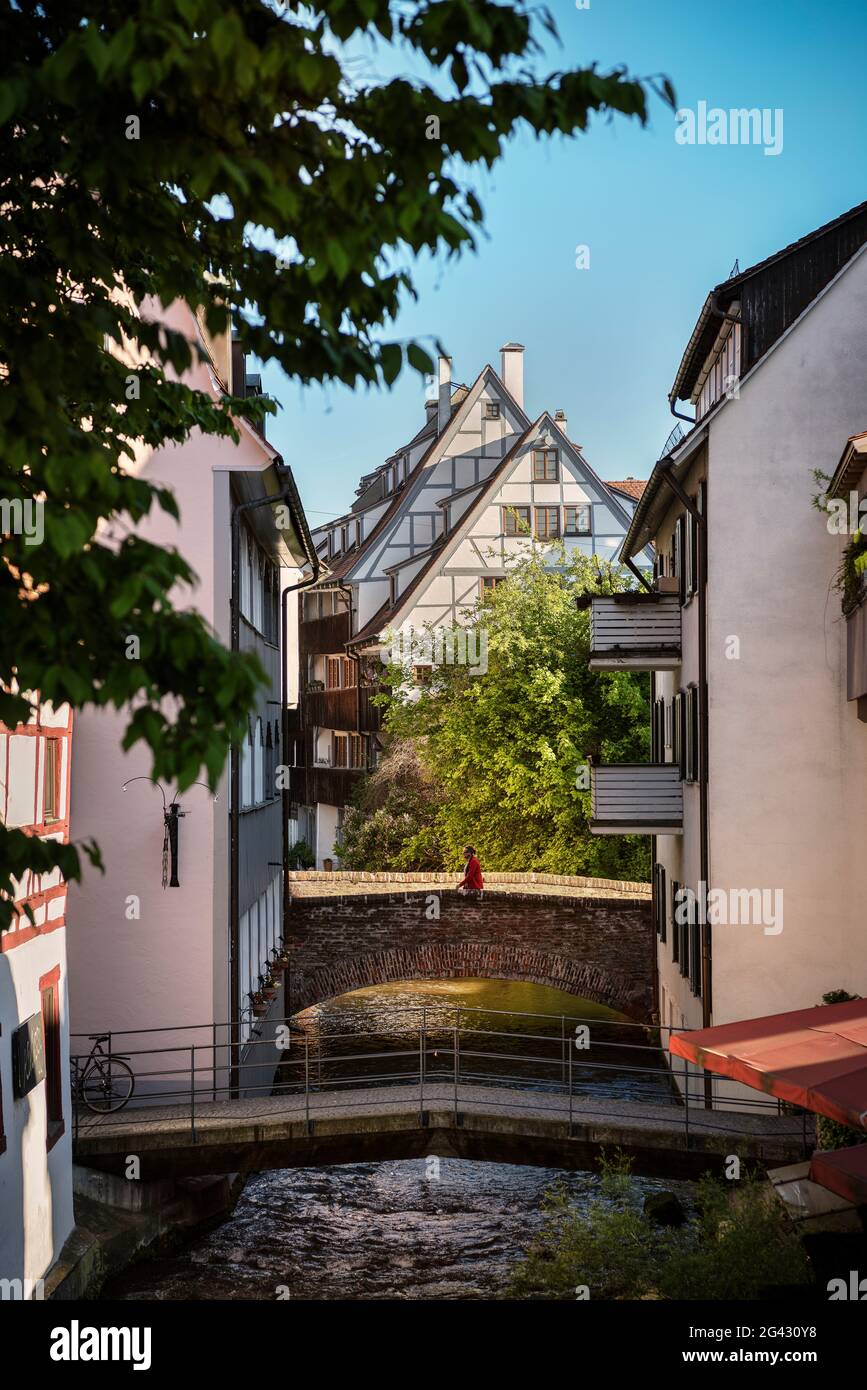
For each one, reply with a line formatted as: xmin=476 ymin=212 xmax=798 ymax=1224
xmin=376 ymin=544 xmax=652 ymax=879
xmin=0 ymin=0 xmax=668 ymax=924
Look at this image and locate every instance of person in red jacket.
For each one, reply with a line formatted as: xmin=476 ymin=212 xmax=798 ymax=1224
xmin=457 ymin=846 xmax=484 ymax=897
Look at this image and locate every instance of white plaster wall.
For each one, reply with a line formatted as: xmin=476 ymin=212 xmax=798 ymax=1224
xmin=66 ymin=302 xmax=269 ymax=1038
xmin=0 ymin=929 xmax=74 ymax=1289
xmin=706 ymin=248 xmax=867 ymax=1022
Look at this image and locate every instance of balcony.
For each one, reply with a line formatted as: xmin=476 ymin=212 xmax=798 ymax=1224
xmin=300 ymin=764 xmax=364 ymax=807
xmin=590 ymin=763 xmax=683 ymax=835
xmin=304 ymin=684 xmax=383 ymax=733
xmin=305 ymin=686 xmax=358 ymax=730
xmin=300 ymin=611 xmax=351 ymax=656
xmin=588 ymin=593 xmax=681 ymax=671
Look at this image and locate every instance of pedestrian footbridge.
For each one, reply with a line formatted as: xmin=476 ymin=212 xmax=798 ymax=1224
xmin=72 ymin=1007 xmax=813 ymax=1183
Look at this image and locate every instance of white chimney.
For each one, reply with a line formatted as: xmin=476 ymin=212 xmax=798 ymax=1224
xmin=437 ymin=355 xmax=452 ymax=434
xmin=553 ymin=409 xmax=568 ymax=437
xmin=500 ymin=342 xmax=524 ymax=409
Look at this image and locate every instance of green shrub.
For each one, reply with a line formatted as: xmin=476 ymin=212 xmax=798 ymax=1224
xmin=509 ymin=1151 xmax=812 ymax=1300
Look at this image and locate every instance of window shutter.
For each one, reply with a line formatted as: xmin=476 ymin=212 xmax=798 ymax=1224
xmin=671 ymin=880 xmax=680 ymax=963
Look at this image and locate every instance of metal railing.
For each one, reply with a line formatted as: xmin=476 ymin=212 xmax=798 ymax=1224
xmin=70 ymin=1006 xmax=813 ymax=1155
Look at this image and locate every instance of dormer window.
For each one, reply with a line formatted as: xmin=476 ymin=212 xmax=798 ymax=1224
xmin=485 ymin=401 xmax=500 ymax=420
xmin=341 ymin=524 xmax=349 ymax=552
xmin=355 ymin=518 xmax=362 ymax=546
xmin=532 ymin=448 xmax=559 ymax=481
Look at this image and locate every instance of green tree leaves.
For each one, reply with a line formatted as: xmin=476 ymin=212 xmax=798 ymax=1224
xmin=376 ymin=545 xmax=652 ymax=878
xmin=0 ymin=0 xmax=664 ymax=919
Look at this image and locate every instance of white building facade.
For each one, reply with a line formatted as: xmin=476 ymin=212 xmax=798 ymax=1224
xmin=0 ymin=697 xmax=74 ymax=1294
xmin=66 ymin=301 xmax=314 ymax=1076
xmin=589 ymin=200 xmax=867 ymax=1085
xmin=291 ymin=343 xmax=652 ymax=866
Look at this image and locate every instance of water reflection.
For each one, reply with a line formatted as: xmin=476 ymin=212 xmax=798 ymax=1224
xmin=284 ymin=977 xmax=674 ymax=1105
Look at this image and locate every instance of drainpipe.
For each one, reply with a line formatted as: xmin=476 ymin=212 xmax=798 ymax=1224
xmin=657 ymin=465 xmax=712 ymax=1106
xmin=230 ymin=469 xmax=317 ymax=1092
xmin=275 ymin=464 xmax=320 ymax=1025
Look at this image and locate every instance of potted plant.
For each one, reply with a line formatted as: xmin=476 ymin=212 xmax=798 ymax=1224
xmin=259 ymin=973 xmax=278 ymax=1002
xmin=249 ymin=990 xmax=268 ymax=1019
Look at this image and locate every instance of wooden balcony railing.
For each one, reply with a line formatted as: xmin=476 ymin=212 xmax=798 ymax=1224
xmin=589 ymin=593 xmax=682 ymax=671
xmin=590 ymin=763 xmax=683 ymax=835
xmin=300 ymin=611 xmax=351 ymax=655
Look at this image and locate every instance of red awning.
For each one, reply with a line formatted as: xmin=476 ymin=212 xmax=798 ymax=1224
xmin=669 ymin=998 xmax=867 ymax=1133
xmin=809 ymin=1145 xmax=867 ymax=1207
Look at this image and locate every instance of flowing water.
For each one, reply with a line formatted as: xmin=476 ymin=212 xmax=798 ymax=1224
xmin=101 ymin=979 xmax=690 ymax=1301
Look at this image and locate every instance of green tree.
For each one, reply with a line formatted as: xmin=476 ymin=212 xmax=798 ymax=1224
xmin=339 ymin=736 xmax=446 ymax=870
xmin=0 ymin=0 xmax=669 ymax=925
xmin=382 ymin=544 xmax=651 ymax=878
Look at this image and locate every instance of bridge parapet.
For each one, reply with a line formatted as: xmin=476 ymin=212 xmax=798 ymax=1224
xmin=285 ymin=878 xmax=654 ymax=1021
xmin=286 ymin=870 xmax=650 ymax=901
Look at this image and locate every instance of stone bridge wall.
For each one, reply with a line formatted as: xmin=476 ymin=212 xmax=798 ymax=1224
xmin=284 ymin=874 xmax=653 ymax=1021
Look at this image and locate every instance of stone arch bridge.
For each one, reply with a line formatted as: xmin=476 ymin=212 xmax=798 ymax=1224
xmin=284 ymin=871 xmax=653 ymax=1022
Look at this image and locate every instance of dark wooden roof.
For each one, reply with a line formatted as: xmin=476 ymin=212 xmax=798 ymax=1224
xmin=671 ymin=198 xmax=867 ymax=404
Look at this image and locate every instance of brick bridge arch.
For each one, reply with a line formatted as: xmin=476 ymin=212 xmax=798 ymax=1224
xmin=284 ymin=873 xmax=653 ymax=1022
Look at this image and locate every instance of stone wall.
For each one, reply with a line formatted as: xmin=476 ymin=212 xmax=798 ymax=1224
xmin=284 ymin=885 xmax=653 ymax=1020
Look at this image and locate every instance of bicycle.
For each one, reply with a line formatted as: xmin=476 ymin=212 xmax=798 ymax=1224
xmin=73 ymin=1034 xmax=136 ymax=1114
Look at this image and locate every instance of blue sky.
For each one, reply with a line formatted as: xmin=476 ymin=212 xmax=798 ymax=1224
xmin=260 ymin=0 xmax=867 ymax=526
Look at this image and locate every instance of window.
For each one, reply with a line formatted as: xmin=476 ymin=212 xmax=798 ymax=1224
xmin=690 ymin=906 xmax=703 ymax=998
xmin=532 ymin=449 xmax=559 ymax=481
xmin=534 ymin=506 xmax=560 ymax=539
xmin=412 ymin=665 xmax=433 ymax=684
xmin=672 ymin=692 xmax=686 ymax=778
xmin=349 ymin=734 xmax=366 ymax=769
xmin=653 ymin=863 xmax=667 ymax=942
xmin=389 ymin=574 xmax=397 ymax=605
xmin=484 ymin=401 xmax=500 ymax=419
xmin=265 ymin=723 xmax=273 ymax=799
xmin=43 ymin=737 xmax=61 ymax=822
xmin=342 ymin=657 xmax=357 ymax=689
xmin=333 ymin=734 xmax=348 ymax=768
xmin=687 ymin=508 xmax=699 ymax=598
xmin=670 ymin=880 xmax=680 ymax=964
xmin=651 ymin=698 xmax=665 ymax=764
xmin=684 ymin=685 xmax=700 ymax=783
xmin=355 ymin=518 xmax=362 ymax=547
xmin=326 ymin=656 xmax=342 ymax=689
xmin=481 ymin=576 xmax=504 ymax=595
xmin=674 ymin=515 xmax=686 ymax=605
xmin=253 ymin=719 xmax=264 ymax=803
xmin=341 ymin=525 xmax=348 ymax=553
xmin=564 ymin=505 xmax=591 ymax=536
xmin=677 ymin=886 xmax=690 ymax=980
xmin=502 ymin=505 xmax=531 ymax=537
xmin=39 ymin=966 xmax=63 ymax=1149
xmin=241 ymin=721 xmax=253 ymax=808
